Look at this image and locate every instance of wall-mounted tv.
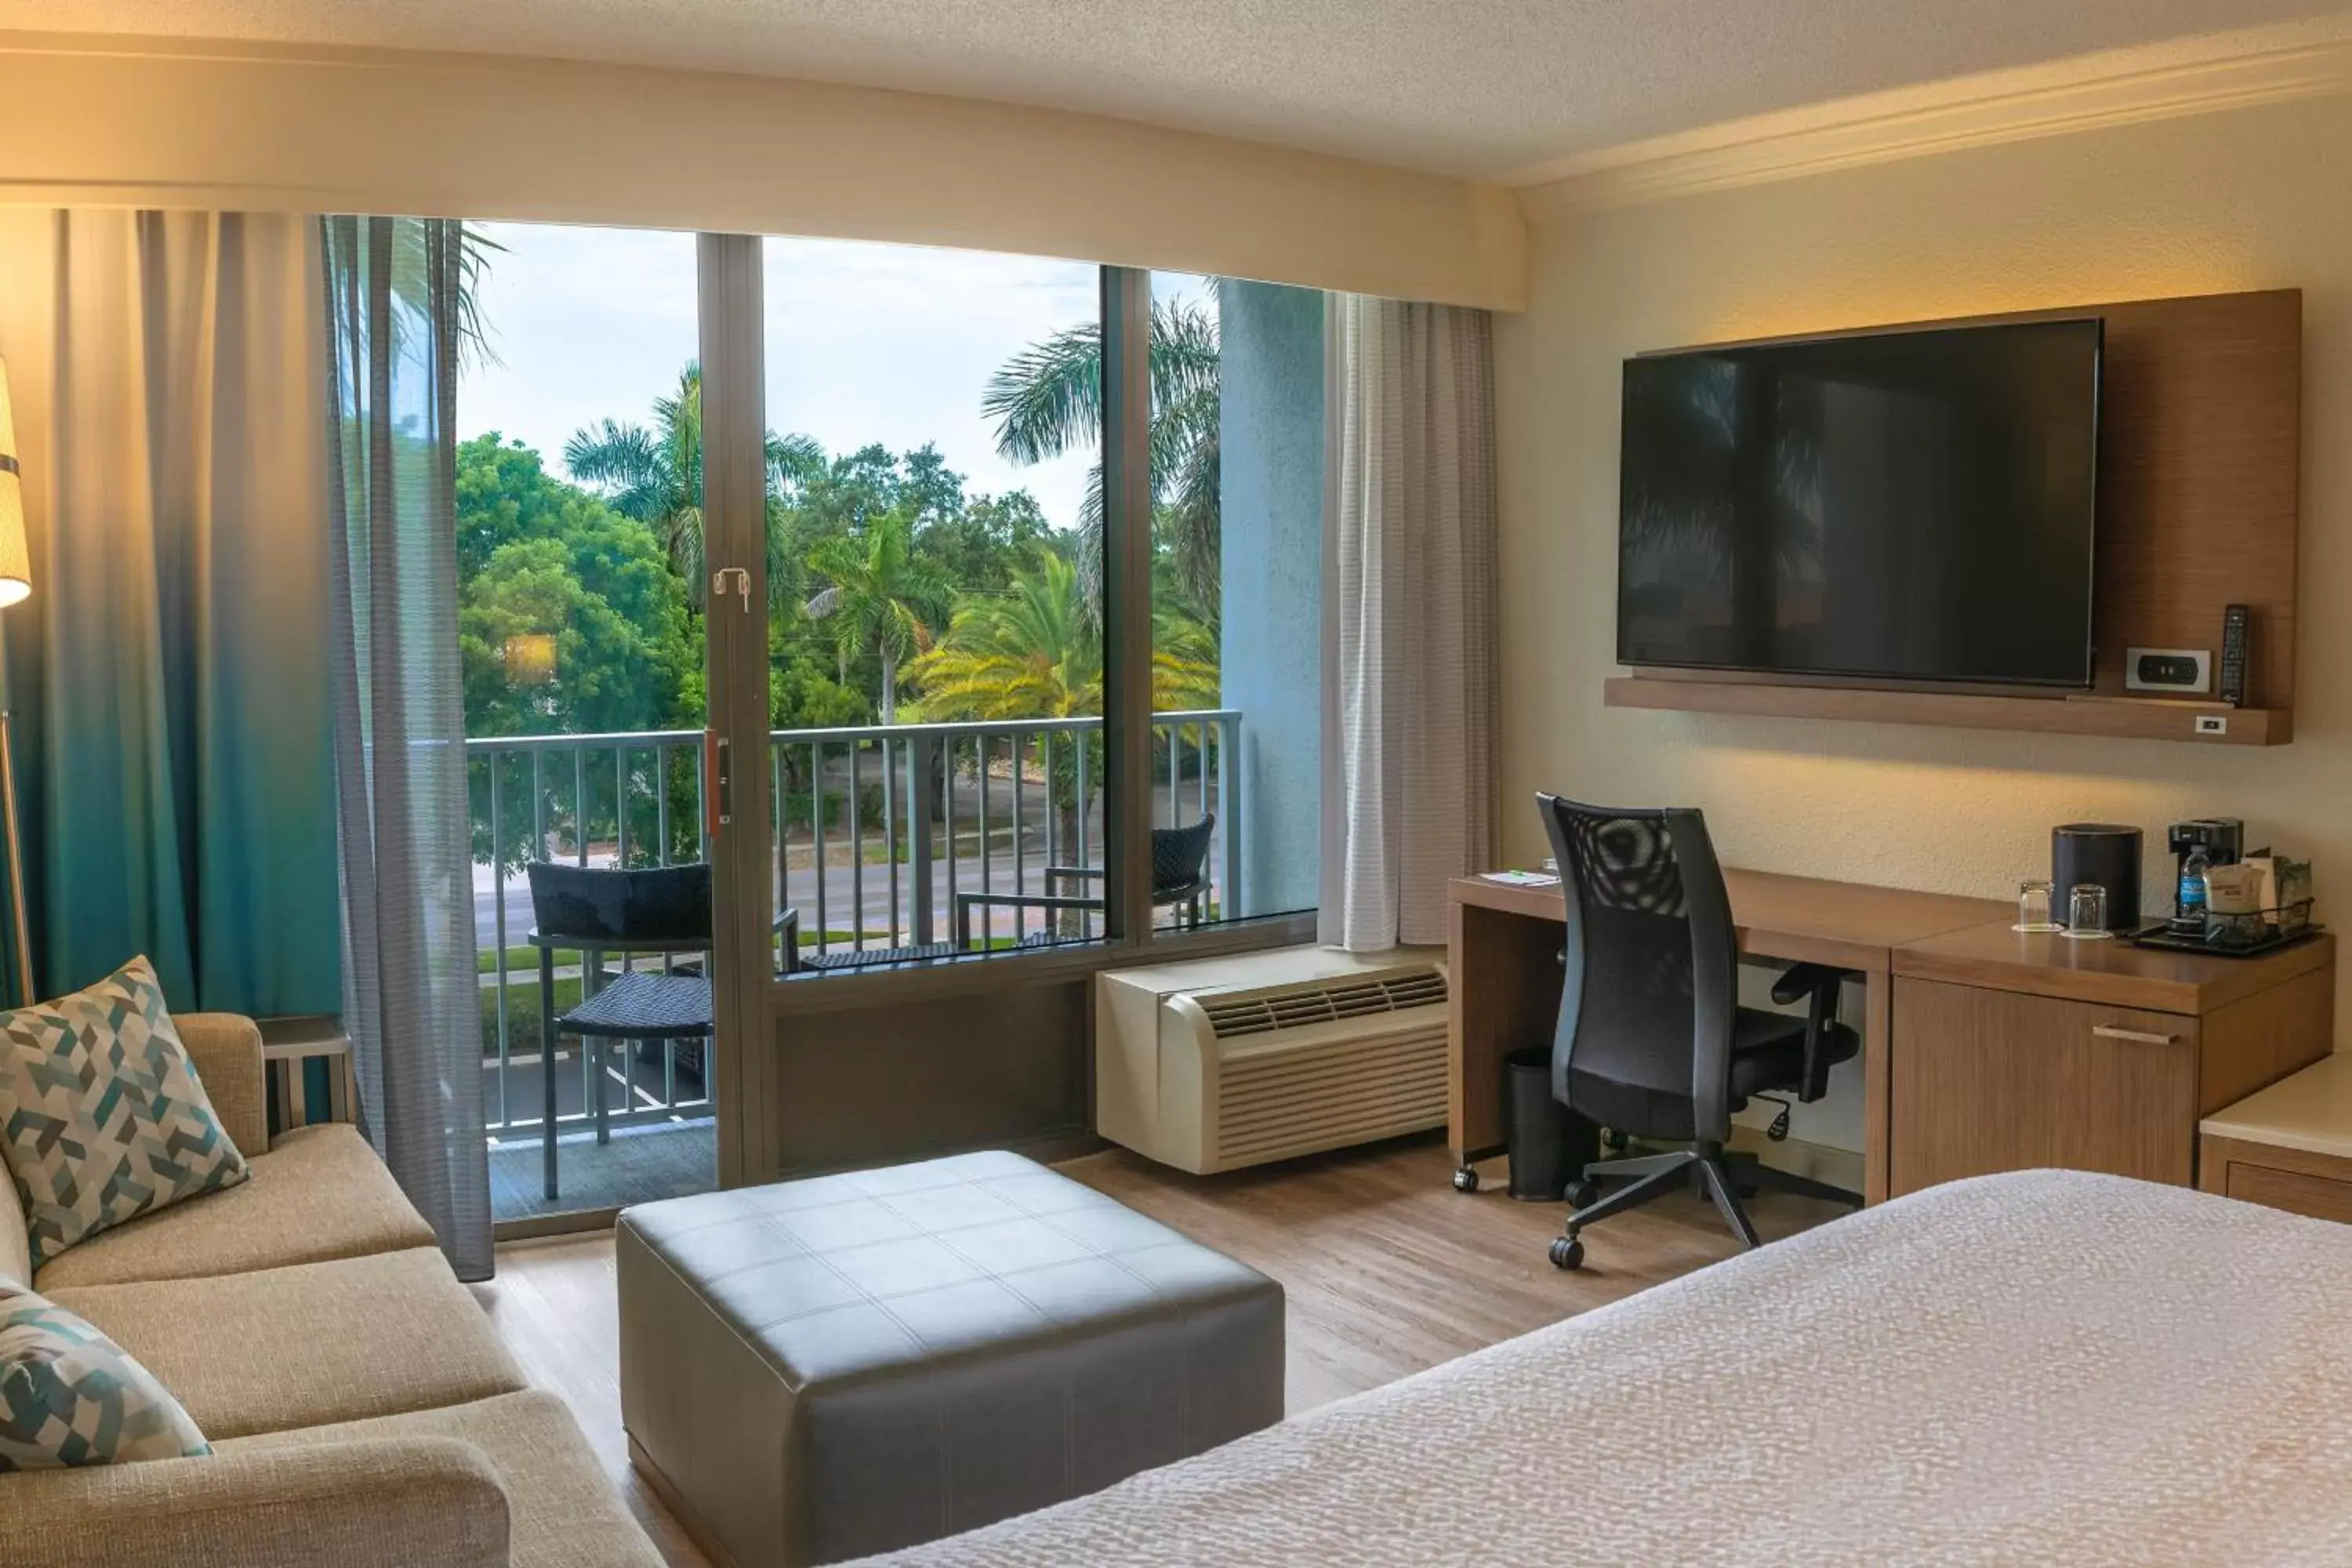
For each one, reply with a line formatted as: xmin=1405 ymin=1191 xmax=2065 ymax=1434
xmin=1617 ymin=318 xmax=2102 ymax=688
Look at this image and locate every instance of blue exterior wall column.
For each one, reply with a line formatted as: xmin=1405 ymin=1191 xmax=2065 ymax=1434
xmin=1216 ymin=279 xmax=1323 ymax=917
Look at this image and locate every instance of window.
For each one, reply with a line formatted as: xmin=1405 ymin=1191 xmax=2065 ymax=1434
xmin=440 ymin=228 xmax=1326 ymax=1221
xmin=1148 ymin=270 xmax=1326 ymax=924
xmin=759 ymin=238 xmax=1107 ymax=965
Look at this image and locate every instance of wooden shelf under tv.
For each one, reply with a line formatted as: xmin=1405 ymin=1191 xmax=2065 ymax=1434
xmin=1610 ymin=287 xmax=2302 ymax=749
xmin=1603 ymin=675 xmax=2290 ymax=746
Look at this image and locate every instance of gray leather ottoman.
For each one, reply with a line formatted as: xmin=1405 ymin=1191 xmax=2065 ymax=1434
xmin=615 ymin=1150 xmax=1286 ymax=1566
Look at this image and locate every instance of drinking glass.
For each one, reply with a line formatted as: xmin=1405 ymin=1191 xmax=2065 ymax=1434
xmin=2064 ymin=883 xmax=2111 ymax=940
xmin=2013 ymin=879 xmax=2061 ymax=934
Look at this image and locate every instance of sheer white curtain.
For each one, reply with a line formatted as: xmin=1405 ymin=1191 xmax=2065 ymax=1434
xmin=1319 ymin=296 xmax=1499 ymax=952
xmin=321 ymin=216 xmax=492 ymax=1281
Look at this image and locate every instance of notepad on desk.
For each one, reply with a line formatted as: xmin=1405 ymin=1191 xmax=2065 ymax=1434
xmin=1481 ymin=870 xmax=1560 ymax=887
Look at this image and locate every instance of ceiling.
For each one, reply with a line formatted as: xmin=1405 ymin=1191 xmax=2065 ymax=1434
xmin=12 ymin=0 xmax=2350 ymax=180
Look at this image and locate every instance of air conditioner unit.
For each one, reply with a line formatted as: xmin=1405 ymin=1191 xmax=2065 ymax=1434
xmin=1095 ymin=945 xmax=1450 ymax=1175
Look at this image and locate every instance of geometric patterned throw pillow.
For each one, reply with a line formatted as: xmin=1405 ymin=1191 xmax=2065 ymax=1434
xmin=0 ymin=1282 xmax=210 ymax=1468
xmin=0 ymin=957 xmax=249 ymax=1271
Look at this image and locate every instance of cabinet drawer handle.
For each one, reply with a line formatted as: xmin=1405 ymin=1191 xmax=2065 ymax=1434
xmin=2091 ymin=1024 xmax=2179 ymax=1046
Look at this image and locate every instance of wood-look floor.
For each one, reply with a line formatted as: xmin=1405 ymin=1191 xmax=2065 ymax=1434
xmin=477 ymin=1134 xmax=1848 ymax=1567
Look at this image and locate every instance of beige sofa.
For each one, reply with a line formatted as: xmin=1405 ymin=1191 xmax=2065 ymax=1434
xmin=0 ymin=1014 xmax=664 ymax=1568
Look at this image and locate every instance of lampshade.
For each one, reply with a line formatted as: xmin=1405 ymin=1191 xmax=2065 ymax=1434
xmin=0 ymin=360 xmax=27 ymax=608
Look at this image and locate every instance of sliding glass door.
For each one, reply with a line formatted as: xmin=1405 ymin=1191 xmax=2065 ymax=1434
xmin=347 ymin=203 xmax=1335 ymax=1228
xmin=752 ymin=237 xmax=1106 ymax=966
xmin=450 ymin=220 xmax=717 ymax=1227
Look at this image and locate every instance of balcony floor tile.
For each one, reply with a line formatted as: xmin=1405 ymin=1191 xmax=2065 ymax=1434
xmin=488 ymin=1117 xmax=715 ymax=1223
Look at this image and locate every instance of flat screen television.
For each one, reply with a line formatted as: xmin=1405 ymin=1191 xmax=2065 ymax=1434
xmin=1617 ymin=318 xmax=2102 ymax=688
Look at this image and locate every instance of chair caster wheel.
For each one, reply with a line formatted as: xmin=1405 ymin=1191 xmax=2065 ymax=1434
xmin=1566 ymin=1181 xmax=1599 ymax=1210
xmin=1548 ymin=1236 xmax=1586 ymax=1271
xmin=1452 ymin=1166 xmax=1480 ymax=1193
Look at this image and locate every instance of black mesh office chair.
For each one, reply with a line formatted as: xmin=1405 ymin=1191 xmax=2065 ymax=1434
xmin=1537 ymin=794 xmax=1861 ymax=1270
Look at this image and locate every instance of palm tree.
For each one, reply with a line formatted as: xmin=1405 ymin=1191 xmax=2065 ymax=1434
xmin=911 ymin=552 xmax=1219 ymax=860
xmin=908 ymin=552 xmax=1221 ymax=720
xmin=564 ymin=363 xmax=826 ymax=608
xmin=804 ymin=510 xmax=953 ymax=724
xmin=982 ymin=295 xmax=1221 ymax=622
xmin=329 ymin=218 xmax=505 ymax=383
xmin=394 ymin=220 xmax=506 ymax=372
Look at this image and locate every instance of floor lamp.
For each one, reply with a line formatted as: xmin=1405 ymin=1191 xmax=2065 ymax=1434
xmin=0 ymin=359 xmax=34 ymax=1007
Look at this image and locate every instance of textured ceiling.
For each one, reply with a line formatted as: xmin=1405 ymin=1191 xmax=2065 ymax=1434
xmin=11 ymin=0 xmax=2350 ymax=179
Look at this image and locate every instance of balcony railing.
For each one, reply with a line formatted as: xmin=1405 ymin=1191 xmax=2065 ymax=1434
xmin=467 ymin=711 xmax=1240 ymax=1140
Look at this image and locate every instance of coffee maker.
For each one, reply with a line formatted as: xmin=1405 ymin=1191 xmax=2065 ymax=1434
xmin=2167 ymin=818 xmax=2245 ymax=935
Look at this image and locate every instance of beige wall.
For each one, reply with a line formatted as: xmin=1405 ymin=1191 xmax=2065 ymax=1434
xmin=0 ymin=33 xmax=1523 ymax=309
xmin=1494 ymin=90 xmax=2352 ymax=1037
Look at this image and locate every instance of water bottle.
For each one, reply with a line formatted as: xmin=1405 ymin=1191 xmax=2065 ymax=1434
xmin=2176 ymin=845 xmax=2211 ymax=932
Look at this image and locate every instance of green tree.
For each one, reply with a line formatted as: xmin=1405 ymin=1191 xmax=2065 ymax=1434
xmin=918 ymin=490 xmax=1056 ymax=597
xmin=909 ymin=552 xmax=1219 ymax=857
xmin=564 ymin=363 xmax=825 ymax=608
xmin=400 ymin=220 xmax=505 ymax=372
xmin=455 ymin=435 xmax=701 ymax=734
xmin=804 ymin=510 xmax=953 ymax=724
xmin=454 ymin=434 xmax=704 ymax=872
xmin=908 ymin=552 xmax=1219 ymax=720
xmin=787 ymin=443 xmax=906 ymax=540
xmin=982 ymin=295 xmax=1221 ymax=620
xmin=898 ymin=443 xmax=967 ymax=526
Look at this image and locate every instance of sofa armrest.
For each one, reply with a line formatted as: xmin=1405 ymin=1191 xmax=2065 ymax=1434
xmin=0 ymin=1436 xmax=510 ymax=1568
xmin=174 ymin=1012 xmax=270 ymax=1156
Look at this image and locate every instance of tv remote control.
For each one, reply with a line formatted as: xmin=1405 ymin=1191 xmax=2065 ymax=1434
xmin=2219 ymin=604 xmax=2249 ymax=706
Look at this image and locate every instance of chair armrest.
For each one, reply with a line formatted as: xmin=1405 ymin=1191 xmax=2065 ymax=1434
xmin=1040 ymin=866 xmax=1106 ymax=900
xmin=0 ymin=1436 xmax=510 ymax=1568
xmin=1769 ymin=964 xmax=1857 ymax=1105
xmin=173 ymin=1013 xmax=270 ymax=1158
xmin=1769 ymin=963 xmax=1849 ymax=1007
xmin=954 ymin=891 xmax=1106 ymax=949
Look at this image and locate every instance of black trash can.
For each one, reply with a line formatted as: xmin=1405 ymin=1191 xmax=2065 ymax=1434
xmin=1505 ymin=1047 xmax=1598 ymax=1202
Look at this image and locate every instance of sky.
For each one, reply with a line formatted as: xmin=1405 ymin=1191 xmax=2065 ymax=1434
xmin=456 ymin=221 xmax=1153 ymax=534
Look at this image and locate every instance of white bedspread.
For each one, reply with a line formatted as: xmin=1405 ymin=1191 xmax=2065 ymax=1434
xmin=853 ymin=1171 xmax=2352 ymax=1566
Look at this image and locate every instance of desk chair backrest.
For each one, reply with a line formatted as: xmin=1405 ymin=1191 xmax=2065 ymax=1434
xmin=1152 ymin=817 xmax=1215 ymax=902
xmin=1537 ymin=794 xmax=1738 ymax=1145
xmin=526 ymin=862 xmax=713 ymax=949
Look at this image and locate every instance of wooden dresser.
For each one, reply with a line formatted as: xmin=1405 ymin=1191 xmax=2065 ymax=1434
xmin=1889 ymin=927 xmax=2335 ymax=1196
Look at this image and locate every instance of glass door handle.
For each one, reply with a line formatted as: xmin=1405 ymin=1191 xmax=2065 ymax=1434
xmin=705 ymin=730 xmax=732 ymax=835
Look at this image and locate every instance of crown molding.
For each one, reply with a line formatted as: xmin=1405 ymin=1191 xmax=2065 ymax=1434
xmin=1514 ymin=20 xmax=2352 ymax=223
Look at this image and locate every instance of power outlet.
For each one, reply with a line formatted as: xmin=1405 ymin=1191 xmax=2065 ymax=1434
xmin=2194 ymin=713 xmax=2230 ymax=737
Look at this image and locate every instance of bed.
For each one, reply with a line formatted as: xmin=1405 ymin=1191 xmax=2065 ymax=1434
xmin=851 ymin=1171 xmax=2352 ymax=1566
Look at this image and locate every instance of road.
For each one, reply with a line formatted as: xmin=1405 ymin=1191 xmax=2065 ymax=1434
xmin=473 ymin=832 xmax=1225 ymax=956
xmin=475 ymin=846 xmax=1070 ymax=950
xmin=473 ymin=780 xmax=1224 ymax=957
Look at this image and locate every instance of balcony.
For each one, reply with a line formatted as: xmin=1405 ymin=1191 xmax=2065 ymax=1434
xmin=472 ymin=711 xmax=1239 ymax=1221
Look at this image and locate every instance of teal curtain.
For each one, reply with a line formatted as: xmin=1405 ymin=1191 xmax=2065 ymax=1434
xmin=0 ymin=210 xmax=340 ymax=1014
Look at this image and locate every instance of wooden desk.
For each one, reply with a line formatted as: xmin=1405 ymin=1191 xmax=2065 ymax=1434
xmin=1449 ymin=871 xmax=2008 ymax=1204
xmin=1452 ymin=869 xmax=2334 ymax=1207
xmin=1890 ymin=926 xmax=2333 ymax=1196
